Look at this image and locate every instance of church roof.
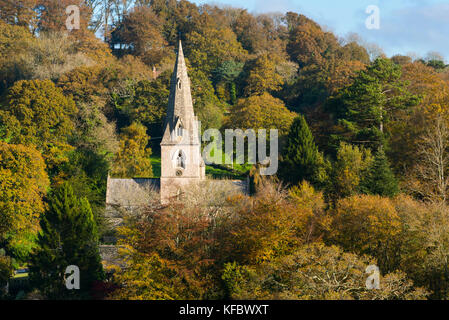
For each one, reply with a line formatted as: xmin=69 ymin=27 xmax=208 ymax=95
xmin=106 ymin=177 xmax=160 ymax=208
xmin=161 ymin=40 xmax=200 ymax=146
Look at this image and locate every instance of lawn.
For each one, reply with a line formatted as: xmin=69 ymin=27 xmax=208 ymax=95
xmin=13 ymin=273 xmax=28 ymax=279
xmin=150 ymin=157 xmax=161 ymax=177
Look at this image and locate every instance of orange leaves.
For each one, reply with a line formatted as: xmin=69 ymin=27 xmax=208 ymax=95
xmin=402 ymin=61 xmax=449 ymax=117
xmin=327 ymin=60 xmax=366 ymax=94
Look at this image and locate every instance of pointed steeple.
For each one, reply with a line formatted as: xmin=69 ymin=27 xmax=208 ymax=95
xmin=160 ymin=39 xmax=205 ymax=203
xmin=161 ymin=39 xmax=199 ymax=145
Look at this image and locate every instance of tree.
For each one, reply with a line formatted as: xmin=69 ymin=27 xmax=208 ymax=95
xmin=36 ymin=0 xmax=92 ymax=34
xmin=0 ymin=20 xmax=35 ymax=94
xmin=29 ymin=183 xmax=104 ymax=299
xmin=57 ymin=65 xmax=111 ymax=106
xmin=423 ymin=52 xmax=447 ymax=70
xmin=27 ymin=31 xmax=99 ymax=80
xmin=110 ymin=252 xmax=181 ymax=300
xmin=189 ymin=68 xmax=225 ymax=132
xmin=0 ymin=19 xmax=34 ymax=60
xmin=0 ymin=29 xmax=107 ymax=84
xmin=243 ymin=53 xmax=284 ymax=96
xmin=0 ymin=249 xmax=13 ymax=295
xmin=69 ymin=102 xmax=119 ymax=155
xmin=326 ymin=142 xmax=373 ymax=203
xmin=329 ymin=194 xmax=402 ymax=272
xmin=130 ymin=79 xmax=168 ymax=126
xmin=286 ymin=14 xmax=339 ymax=69
xmin=392 ymin=62 xmax=449 ymax=202
xmin=213 ymin=60 xmax=244 ymax=85
xmin=279 ymin=115 xmax=327 ymax=187
xmin=0 ymin=0 xmax=38 ymax=30
xmin=111 ymin=122 xmax=153 ymax=178
xmin=0 ymin=79 xmax=77 ymax=169
xmin=0 ymin=142 xmax=49 ymax=262
xmin=54 ymin=148 xmax=112 ymax=234
xmin=231 ymin=9 xmax=266 ymax=54
xmin=361 ymin=149 xmax=399 ymax=197
xmin=326 ymin=58 xmax=420 ymax=151
xmin=112 ymin=181 xmax=239 ymax=300
xmin=114 ymin=77 xmax=169 ymax=130
xmin=223 ymin=243 xmax=427 ymax=300
xmin=110 ymin=6 xmax=169 ymax=67
xmin=393 ymin=196 xmax=449 ymax=299
xmin=222 ymin=243 xmax=427 ymax=300
xmin=227 ymin=92 xmax=295 ymax=136
xmin=392 ymin=55 xmax=412 ymax=66
xmin=389 ymin=61 xmax=449 ymax=174
xmin=212 ymin=60 xmax=243 ymax=105
xmin=280 ymin=16 xmax=370 ymax=109
xmin=185 ymin=22 xmax=247 ymax=74
xmin=406 ymin=114 xmax=449 ymax=204
xmin=326 ymin=59 xmax=366 ymax=95
xmin=221 ymin=179 xmax=322 ymax=266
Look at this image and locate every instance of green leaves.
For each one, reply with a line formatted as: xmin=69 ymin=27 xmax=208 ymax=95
xmin=29 ymin=182 xmax=103 ymax=299
xmin=361 ymin=149 xmax=399 ymax=197
xmin=0 ymin=79 xmax=77 ymax=170
xmin=327 ymin=58 xmax=420 ymax=151
xmin=280 ymin=115 xmax=327 ymax=187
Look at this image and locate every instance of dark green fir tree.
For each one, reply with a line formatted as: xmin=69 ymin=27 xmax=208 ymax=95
xmin=279 ymin=115 xmax=327 ymax=187
xmin=361 ymin=149 xmax=399 ymax=197
xmin=29 ymin=183 xmax=104 ymax=299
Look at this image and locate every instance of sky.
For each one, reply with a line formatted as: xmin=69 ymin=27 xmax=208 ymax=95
xmin=191 ymin=0 xmax=449 ymax=61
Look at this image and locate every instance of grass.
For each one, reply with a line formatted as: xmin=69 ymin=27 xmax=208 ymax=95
xmin=13 ymin=273 xmax=28 ymax=279
xmin=150 ymin=157 xmax=161 ymax=178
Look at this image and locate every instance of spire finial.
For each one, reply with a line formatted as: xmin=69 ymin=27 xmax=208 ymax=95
xmin=178 ymin=33 xmax=182 ymax=49
xmin=177 ymin=35 xmax=184 ymax=61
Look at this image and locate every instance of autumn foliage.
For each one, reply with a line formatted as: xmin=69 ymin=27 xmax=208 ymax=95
xmin=1 ymin=0 xmax=449 ymax=300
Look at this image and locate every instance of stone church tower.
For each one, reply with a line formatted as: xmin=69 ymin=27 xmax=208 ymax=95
xmin=103 ymin=40 xmax=247 ymax=255
xmin=160 ymin=40 xmax=205 ymax=203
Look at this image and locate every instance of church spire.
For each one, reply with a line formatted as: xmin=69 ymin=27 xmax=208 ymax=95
xmin=161 ymin=39 xmax=199 ymax=145
xmin=160 ymin=39 xmax=205 ymax=203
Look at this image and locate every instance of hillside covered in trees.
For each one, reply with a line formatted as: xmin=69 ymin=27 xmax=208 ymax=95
xmin=1 ymin=0 xmax=449 ymax=300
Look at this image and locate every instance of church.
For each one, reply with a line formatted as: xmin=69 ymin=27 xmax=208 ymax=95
xmin=104 ymin=40 xmax=248 ymax=232
xmin=159 ymin=39 xmax=206 ymax=203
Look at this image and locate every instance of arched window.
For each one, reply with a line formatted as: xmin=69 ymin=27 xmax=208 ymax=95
xmin=176 ymin=151 xmax=185 ymax=168
xmin=177 ymin=77 xmax=182 ymax=90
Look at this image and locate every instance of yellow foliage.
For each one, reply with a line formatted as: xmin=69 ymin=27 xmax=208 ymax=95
xmin=330 ymin=195 xmax=402 ymax=264
xmin=244 ymin=53 xmax=284 ymax=95
xmin=227 ymin=92 xmax=296 ymax=136
xmin=111 ymin=122 xmax=153 ymax=178
xmin=0 ymin=142 xmax=49 ymax=241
